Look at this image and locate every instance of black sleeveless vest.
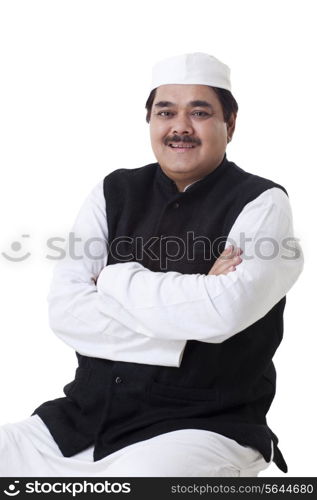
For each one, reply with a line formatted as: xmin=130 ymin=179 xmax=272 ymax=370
xmin=33 ymin=155 xmax=288 ymax=472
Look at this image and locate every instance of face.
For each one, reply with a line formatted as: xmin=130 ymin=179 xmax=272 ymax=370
xmin=149 ymin=84 xmax=236 ymax=191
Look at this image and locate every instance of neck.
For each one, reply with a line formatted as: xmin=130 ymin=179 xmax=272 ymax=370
xmin=161 ymin=155 xmax=227 ymax=192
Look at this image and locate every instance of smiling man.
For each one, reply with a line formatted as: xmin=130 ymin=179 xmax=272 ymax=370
xmin=0 ymin=53 xmax=303 ymax=477
xmin=149 ymin=84 xmax=235 ymax=191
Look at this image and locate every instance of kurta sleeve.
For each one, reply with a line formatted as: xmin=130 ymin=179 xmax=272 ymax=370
xmin=48 ymin=181 xmax=186 ymax=366
xmin=96 ymin=187 xmax=304 ymax=343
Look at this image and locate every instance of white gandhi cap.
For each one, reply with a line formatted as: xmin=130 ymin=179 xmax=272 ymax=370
xmin=150 ymin=52 xmax=231 ymax=93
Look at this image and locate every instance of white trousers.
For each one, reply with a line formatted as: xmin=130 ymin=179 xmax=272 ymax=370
xmin=0 ymin=415 xmax=272 ymax=477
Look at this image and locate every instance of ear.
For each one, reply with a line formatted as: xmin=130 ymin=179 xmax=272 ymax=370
xmin=226 ymin=113 xmax=237 ymax=142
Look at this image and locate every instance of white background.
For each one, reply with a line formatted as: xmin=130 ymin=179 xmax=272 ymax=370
xmin=0 ymin=0 xmax=315 ymax=477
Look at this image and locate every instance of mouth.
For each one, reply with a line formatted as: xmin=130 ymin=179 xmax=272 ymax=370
xmin=168 ymin=142 xmax=197 ymax=152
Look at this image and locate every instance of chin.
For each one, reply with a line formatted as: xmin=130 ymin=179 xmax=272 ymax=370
xmin=164 ymin=157 xmax=197 ymax=170
xmin=165 ymin=163 xmax=197 ymax=175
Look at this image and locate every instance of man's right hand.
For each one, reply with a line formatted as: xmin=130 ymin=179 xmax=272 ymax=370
xmin=208 ymin=245 xmax=243 ymax=276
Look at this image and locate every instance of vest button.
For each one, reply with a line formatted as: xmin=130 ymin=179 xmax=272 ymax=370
xmin=173 ymin=201 xmax=180 ymax=209
xmin=115 ymin=376 xmax=123 ymax=384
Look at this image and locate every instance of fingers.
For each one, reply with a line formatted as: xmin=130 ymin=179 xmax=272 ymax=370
xmin=208 ymin=245 xmax=243 ymax=276
xmin=222 ymin=245 xmax=243 ymax=258
xmin=214 ymin=254 xmax=242 ymax=275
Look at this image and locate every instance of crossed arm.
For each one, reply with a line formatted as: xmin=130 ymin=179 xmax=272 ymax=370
xmin=47 ymin=181 xmax=303 ymax=366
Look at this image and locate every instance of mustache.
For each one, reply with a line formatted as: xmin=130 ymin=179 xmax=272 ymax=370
xmin=164 ymin=135 xmax=201 ymax=146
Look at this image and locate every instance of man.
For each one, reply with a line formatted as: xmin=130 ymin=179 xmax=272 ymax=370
xmin=0 ymin=53 xmax=303 ymax=476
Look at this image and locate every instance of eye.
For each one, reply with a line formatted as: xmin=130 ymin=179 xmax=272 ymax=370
xmin=191 ymin=110 xmax=210 ymax=117
xmin=156 ymin=111 xmax=174 ymax=117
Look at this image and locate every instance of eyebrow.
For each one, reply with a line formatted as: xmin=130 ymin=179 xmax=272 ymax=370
xmin=154 ymin=100 xmax=213 ymax=109
xmin=154 ymin=101 xmax=174 ymax=108
xmin=189 ymin=100 xmax=213 ymax=109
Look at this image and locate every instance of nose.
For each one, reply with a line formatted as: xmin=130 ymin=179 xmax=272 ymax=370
xmin=171 ymin=112 xmax=194 ymax=135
